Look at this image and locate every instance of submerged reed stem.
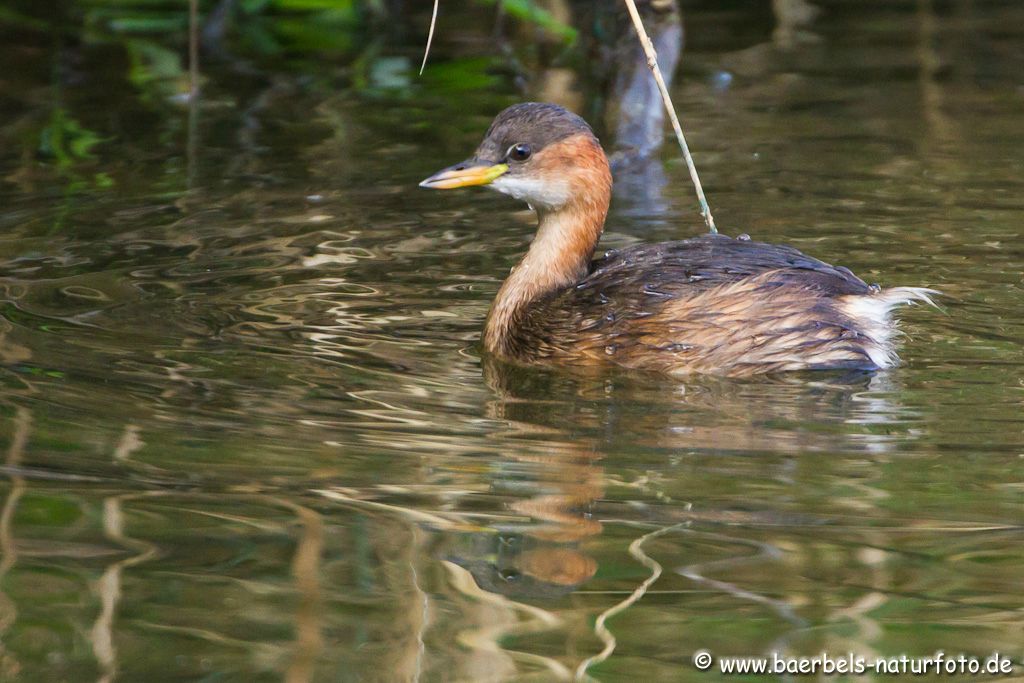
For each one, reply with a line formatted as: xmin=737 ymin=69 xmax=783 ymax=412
xmin=622 ymin=0 xmax=717 ymax=233
xmin=188 ymin=0 xmax=199 ymax=99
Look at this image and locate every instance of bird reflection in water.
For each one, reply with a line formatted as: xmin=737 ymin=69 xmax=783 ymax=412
xmin=444 ymin=359 xmax=605 ymax=600
xmin=443 ymin=351 xmax=910 ymax=604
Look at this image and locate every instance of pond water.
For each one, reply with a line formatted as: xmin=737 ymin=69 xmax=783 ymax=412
xmin=1 ymin=1 xmax=1023 ymax=681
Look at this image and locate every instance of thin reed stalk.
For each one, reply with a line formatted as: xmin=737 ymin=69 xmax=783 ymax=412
xmin=622 ymin=0 xmax=716 ymax=233
xmin=420 ymin=0 xmax=439 ymax=75
xmin=188 ymin=0 xmax=199 ymax=99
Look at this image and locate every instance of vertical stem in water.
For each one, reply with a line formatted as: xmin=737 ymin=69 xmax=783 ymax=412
xmin=189 ymin=0 xmax=199 ymax=99
xmin=622 ymin=0 xmax=717 ymax=233
xmin=187 ymin=0 xmax=200 ymax=191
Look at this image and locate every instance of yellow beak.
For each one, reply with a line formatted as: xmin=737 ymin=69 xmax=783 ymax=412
xmin=419 ymin=161 xmax=509 ymax=190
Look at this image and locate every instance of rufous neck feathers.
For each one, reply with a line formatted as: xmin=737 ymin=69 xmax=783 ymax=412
xmin=484 ymin=137 xmax=612 ymax=355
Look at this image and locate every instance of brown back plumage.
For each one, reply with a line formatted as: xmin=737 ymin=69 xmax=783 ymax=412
xmin=502 ymin=234 xmax=928 ymax=376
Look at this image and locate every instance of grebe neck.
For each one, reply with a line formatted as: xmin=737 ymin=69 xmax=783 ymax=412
xmin=484 ymin=197 xmax=610 ymax=354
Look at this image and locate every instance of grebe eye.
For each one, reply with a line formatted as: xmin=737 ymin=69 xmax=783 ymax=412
xmin=507 ymin=143 xmax=531 ymax=162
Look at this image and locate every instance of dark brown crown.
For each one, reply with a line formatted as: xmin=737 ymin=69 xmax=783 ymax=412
xmin=474 ymin=103 xmax=596 ymax=163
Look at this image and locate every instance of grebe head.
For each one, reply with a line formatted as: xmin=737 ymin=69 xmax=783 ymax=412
xmin=420 ymin=102 xmax=611 ymax=213
xmin=421 ymin=104 xmax=614 ymax=353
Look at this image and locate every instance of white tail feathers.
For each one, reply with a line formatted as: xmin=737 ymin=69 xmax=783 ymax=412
xmin=840 ymin=286 xmax=940 ymax=368
xmin=880 ymin=287 xmax=941 ymax=310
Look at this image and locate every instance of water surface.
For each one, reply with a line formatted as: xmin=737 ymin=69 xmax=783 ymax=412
xmin=1 ymin=1 xmax=1023 ymax=681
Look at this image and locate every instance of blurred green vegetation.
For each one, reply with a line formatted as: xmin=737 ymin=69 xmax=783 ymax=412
xmin=0 ymin=0 xmax=575 ymax=185
xmin=3 ymin=0 xmax=575 ymax=78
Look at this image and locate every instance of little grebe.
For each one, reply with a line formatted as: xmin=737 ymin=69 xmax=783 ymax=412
xmin=421 ymin=103 xmax=935 ymax=376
